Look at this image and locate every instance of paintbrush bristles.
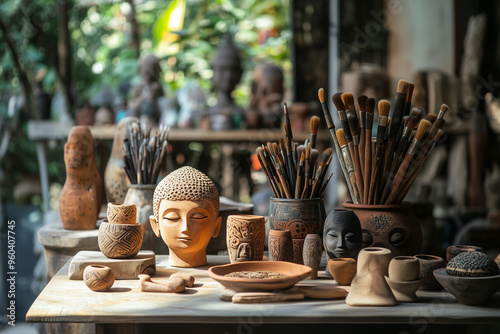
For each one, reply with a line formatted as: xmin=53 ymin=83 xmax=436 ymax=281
xmin=318 ymin=88 xmax=326 ymax=103
xmin=438 ymin=104 xmax=449 ymax=119
xmin=358 ymin=95 xmax=367 ymax=111
xmin=332 ymin=93 xmax=346 ymax=111
xmin=366 ymin=98 xmax=375 ymax=114
xmin=415 ymin=120 xmax=432 ymax=141
xmin=348 ymin=114 xmax=359 ymax=136
xmin=336 ymin=129 xmax=347 ymax=147
xmin=341 ymin=93 xmax=355 ymax=108
xmin=410 ymin=107 xmax=424 ymax=122
xmin=425 ymin=113 xmax=438 ymax=124
xmin=434 ymin=129 xmax=444 ymax=142
xmin=397 ymin=80 xmax=411 ymax=93
xmin=406 ymin=83 xmax=415 ymax=102
xmin=310 ymin=116 xmax=320 ymax=135
xmin=378 ymin=100 xmax=391 ymax=116
xmin=305 ymin=145 xmax=311 ymax=159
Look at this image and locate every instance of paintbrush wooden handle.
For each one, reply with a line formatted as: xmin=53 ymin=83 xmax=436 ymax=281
xmin=352 ymin=144 xmax=364 ymax=197
xmin=368 ymin=142 xmax=385 ymax=204
xmin=330 ymin=130 xmax=357 ymax=203
xmin=385 ymin=152 xmax=413 ymax=204
xmin=363 ymin=130 xmax=372 ymax=204
xmin=341 ymin=146 xmax=361 ymax=204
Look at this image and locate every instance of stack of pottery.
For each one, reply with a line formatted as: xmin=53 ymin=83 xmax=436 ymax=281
xmin=269 ymin=198 xmax=326 ymax=264
xmin=226 ymin=215 xmax=265 ymax=263
xmin=385 ymin=256 xmax=421 ymax=302
xmin=346 ymin=247 xmax=397 ymax=306
xmin=98 ymin=202 xmax=143 ymax=259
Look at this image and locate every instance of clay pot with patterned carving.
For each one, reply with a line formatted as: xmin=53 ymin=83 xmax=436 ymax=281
xmin=226 ymin=215 xmax=265 ymax=263
xmin=107 ymin=203 xmax=137 ymax=224
xmin=98 ymin=221 xmax=143 ymax=258
xmin=303 ymin=234 xmax=323 ymax=279
xmin=416 ymin=254 xmax=446 ymax=290
xmin=446 ymin=245 xmax=483 ymax=262
xmin=343 ymin=202 xmax=422 ymax=257
xmin=268 ymin=229 xmax=293 ymax=262
xmin=83 ymin=265 xmax=115 ymax=291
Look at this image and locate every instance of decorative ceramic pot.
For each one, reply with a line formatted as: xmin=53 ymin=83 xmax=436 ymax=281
xmin=292 ymin=239 xmax=305 ymax=264
xmin=434 ymin=268 xmax=500 ymax=305
xmin=83 ymin=265 xmax=115 ymax=291
xmin=226 ymin=215 xmax=265 ymax=263
xmin=98 ymin=221 xmax=143 ymax=258
xmin=415 ymin=254 xmax=446 ymax=290
xmin=446 ymin=245 xmax=483 ymax=262
xmin=124 ymin=184 xmax=158 ymax=252
xmin=107 ymin=202 xmax=137 ymax=224
xmin=343 ymin=202 xmax=422 ymax=257
xmin=268 ymin=229 xmax=293 ymax=262
xmin=388 ymin=256 xmax=420 ymax=282
xmin=269 ymin=198 xmax=326 ymax=239
xmin=346 ymin=247 xmax=397 ymax=306
xmin=328 ymin=258 xmax=357 ymax=286
xmin=303 ymin=234 xmax=323 ymax=279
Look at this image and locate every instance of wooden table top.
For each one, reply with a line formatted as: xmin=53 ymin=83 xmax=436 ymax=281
xmin=26 ymin=255 xmax=500 ymax=325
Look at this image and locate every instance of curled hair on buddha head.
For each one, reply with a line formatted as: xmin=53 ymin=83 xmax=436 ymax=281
xmin=152 ymin=166 xmax=219 ymax=223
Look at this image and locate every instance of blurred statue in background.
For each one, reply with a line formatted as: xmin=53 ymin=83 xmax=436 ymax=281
xmin=246 ymin=63 xmax=284 ymax=128
xmin=129 ymin=54 xmax=164 ymax=128
xmin=204 ymin=36 xmax=243 ymax=130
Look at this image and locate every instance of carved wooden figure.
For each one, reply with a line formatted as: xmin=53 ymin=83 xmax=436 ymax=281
xmin=59 ymin=126 xmax=103 ymax=230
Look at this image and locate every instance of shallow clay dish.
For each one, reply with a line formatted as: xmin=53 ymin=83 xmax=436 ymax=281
xmin=208 ymin=261 xmax=312 ymax=292
xmin=433 ymin=268 xmax=500 ymax=305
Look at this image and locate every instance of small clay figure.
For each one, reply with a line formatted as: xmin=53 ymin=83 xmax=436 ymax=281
xmin=149 ymin=167 xmax=222 ymax=267
xmin=59 ymin=126 xmax=103 ymax=230
xmin=128 ymin=54 xmax=164 ymax=126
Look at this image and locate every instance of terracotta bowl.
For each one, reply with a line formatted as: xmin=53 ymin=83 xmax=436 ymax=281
xmin=433 ymin=268 xmax=500 ymax=305
xmin=98 ymin=222 xmax=143 ymax=259
xmin=208 ymin=261 xmax=312 ymax=292
xmin=328 ymin=258 xmax=357 ymax=286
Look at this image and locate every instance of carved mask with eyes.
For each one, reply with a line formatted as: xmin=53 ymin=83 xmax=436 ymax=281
xmin=323 ymin=209 xmax=362 ymax=261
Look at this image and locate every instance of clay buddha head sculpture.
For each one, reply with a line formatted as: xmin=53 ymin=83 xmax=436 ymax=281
xmin=323 ymin=209 xmax=362 ymax=261
xmin=150 ymin=166 xmax=221 ymax=267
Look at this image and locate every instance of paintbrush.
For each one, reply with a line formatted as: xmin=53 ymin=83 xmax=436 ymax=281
xmin=319 ymin=173 xmax=333 ymax=198
xmin=385 ymin=119 xmax=432 ymax=204
xmin=396 ymin=129 xmax=444 ymax=203
xmin=310 ymin=148 xmax=333 ymax=198
xmin=272 ymin=142 xmax=292 ymax=199
xmin=340 ymin=93 xmax=358 ymax=169
xmin=363 ymin=98 xmax=375 ymax=204
xmin=301 ymin=145 xmax=312 ymax=199
xmin=429 ymin=104 xmax=449 ymax=134
xmin=332 ymin=93 xmax=353 ymax=152
xmin=404 ymin=83 xmax=415 ymax=117
xmin=337 ymin=129 xmax=361 ymax=204
xmin=383 ymin=80 xmax=411 ymax=184
xmin=348 ymin=113 xmax=364 ymax=197
xmin=263 ymin=145 xmax=284 ymax=198
xmin=318 ymin=88 xmax=356 ymax=201
xmin=358 ymin=95 xmax=368 ymax=176
xmin=309 ymin=116 xmax=320 ymax=167
xmin=295 ymin=153 xmax=305 ymax=199
xmin=283 ymin=102 xmax=296 ymax=166
xmin=257 ymin=147 xmax=279 ymax=197
xmin=368 ymin=99 xmax=390 ymax=204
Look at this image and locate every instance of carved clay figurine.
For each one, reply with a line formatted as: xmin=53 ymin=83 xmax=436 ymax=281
xmin=323 ymin=209 xmax=362 ymax=276
xmin=104 ymin=117 xmax=138 ymax=203
xmin=226 ymin=215 xmax=265 ymax=263
xmin=59 ymin=126 xmax=103 ymax=230
xmin=149 ymin=167 xmax=222 ymax=267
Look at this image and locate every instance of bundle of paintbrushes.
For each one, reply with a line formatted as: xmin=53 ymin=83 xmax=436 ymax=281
xmin=256 ymin=103 xmax=334 ymax=199
xmin=123 ymin=122 xmax=169 ymax=184
xmin=317 ymin=81 xmax=448 ymax=205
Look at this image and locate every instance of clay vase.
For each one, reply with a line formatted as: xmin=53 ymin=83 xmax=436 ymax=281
xmin=416 ymin=254 xmax=446 ymax=290
xmin=388 ymin=256 xmax=420 ymax=282
xmin=268 ymin=229 xmax=293 ymax=262
xmin=98 ymin=221 xmax=143 ymax=258
xmin=269 ymin=198 xmax=326 ymax=266
xmin=124 ymin=184 xmax=161 ymax=252
xmin=302 ymin=234 xmax=323 ymax=279
xmin=60 ymin=126 xmax=103 ymax=230
xmin=83 ymin=265 xmax=115 ymax=292
xmin=346 ymin=247 xmax=397 ymax=306
xmin=107 ymin=203 xmax=137 ymax=224
xmin=292 ymin=239 xmax=305 ymax=264
xmin=226 ymin=215 xmax=265 ymax=263
xmin=446 ymin=245 xmax=483 ymax=262
xmin=328 ymin=258 xmax=357 ymax=286
xmin=104 ymin=117 xmax=137 ymax=203
xmin=343 ymin=202 xmax=422 ymax=257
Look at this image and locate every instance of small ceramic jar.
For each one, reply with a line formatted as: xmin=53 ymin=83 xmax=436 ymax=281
xmin=388 ymin=256 xmax=420 ymax=282
xmin=98 ymin=222 xmax=143 ymax=258
xmin=83 ymin=265 xmax=115 ymax=291
xmin=268 ymin=229 xmax=293 ymax=262
xmin=446 ymin=245 xmax=483 ymax=262
xmin=107 ymin=202 xmax=137 ymax=224
xmin=303 ymin=234 xmax=323 ymax=279
xmin=416 ymin=254 xmax=446 ymax=290
xmin=328 ymin=258 xmax=357 ymax=286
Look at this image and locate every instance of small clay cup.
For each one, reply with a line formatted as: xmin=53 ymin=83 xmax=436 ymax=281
xmin=328 ymin=258 xmax=357 ymax=286
xmin=98 ymin=222 xmax=143 ymax=258
xmin=358 ymin=247 xmax=393 ymax=277
xmin=268 ymin=229 xmax=293 ymax=262
xmin=446 ymin=245 xmax=483 ymax=262
xmin=83 ymin=265 xmax=115 ymax=291
xmin=303 ymin=234 xmax=323 ymax=279
xmin=292 ymin=238 xmax=305 ymax=264
xmin=416 ymin=254 xmax=446 ymax=290
xmin=385 ymin=276 xmax=421 ymax=302
xmin=388 ymin=256 xmax=420 ymax=282
xmin=107 ymin=202 xmax=137 ymax=224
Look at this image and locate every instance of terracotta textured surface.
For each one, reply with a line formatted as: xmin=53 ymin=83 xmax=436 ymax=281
xmin=107 ymin=203 xmax=137 ymax=225
xmin=226 ymin=215 xmax=265 ymax=263
xmin=83 ymin=265 xmax=115 ymax=292
xmin=98 ymin=222 xmax=143 ymax=259
xmin=268 ymin=229 xmax=293 ymax=262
